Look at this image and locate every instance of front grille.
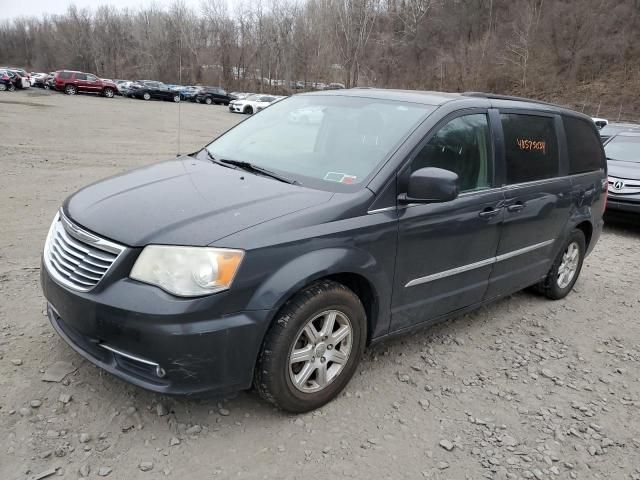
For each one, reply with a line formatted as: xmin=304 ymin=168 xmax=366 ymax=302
xmin=608 ymin=176 xmax=640 ymax=196
xmin=44 ymin=212 xmax=125 ymax=292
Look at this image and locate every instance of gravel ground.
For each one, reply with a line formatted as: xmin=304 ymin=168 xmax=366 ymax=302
xmin=1 ymin=90 xmax=640 ymax=480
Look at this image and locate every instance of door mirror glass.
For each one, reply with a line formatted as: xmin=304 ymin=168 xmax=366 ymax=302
xmin=399 ymin=167 xmax=459 ymax=204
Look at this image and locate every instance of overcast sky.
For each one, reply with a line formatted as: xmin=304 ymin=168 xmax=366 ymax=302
xmin=0 ymin=0 xmax=223 ymax=20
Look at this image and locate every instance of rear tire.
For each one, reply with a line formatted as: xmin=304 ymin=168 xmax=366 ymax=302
xmin=143 ymin=92 xmax=151 ymax=101
xmin=254 ymin=280 xmax=367 ymax=413
xmin=0 ymin=84 xmax=6 ymax=91
xmin=205 ymin=97 xmax=212 ymax=105
xmin=64 ymin=84 xmax=77 ymax=95
xmin=173 ymin=94 xmax=180 ymax=103
xmin=532 ymin=229 xmax=586 ymax=300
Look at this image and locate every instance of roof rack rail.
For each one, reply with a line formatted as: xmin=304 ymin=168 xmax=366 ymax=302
xmin=462 ymin=91 xmax=559 ymax=107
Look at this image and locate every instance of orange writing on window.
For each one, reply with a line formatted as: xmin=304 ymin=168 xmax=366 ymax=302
xmin=516 ymin=138 xmax=546 ymax=154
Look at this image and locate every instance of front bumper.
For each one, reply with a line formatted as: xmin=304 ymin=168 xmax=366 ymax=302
xmin=41 ymin=262 xmax=270 ymax=396
xmin=607 ymin=197 xmax=640 ymax=214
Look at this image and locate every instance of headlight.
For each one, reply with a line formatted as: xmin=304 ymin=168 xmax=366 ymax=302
xmin=130 ymin=246 xmax=244 ymax=297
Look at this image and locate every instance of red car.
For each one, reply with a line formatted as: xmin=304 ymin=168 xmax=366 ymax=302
xmin=54 ymin=70 xmax=117 ymax=98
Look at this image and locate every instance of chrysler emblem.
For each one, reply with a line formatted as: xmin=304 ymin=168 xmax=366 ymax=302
xmin=613 ymin=180 xmax=625 ymax=190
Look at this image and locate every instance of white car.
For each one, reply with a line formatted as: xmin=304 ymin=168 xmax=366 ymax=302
xmin=228 ymin=94 xmax=282 ymax=114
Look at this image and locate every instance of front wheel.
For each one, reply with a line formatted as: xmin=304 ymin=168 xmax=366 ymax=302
xmin=244 ymin=106 xmax=253 ymax=114
xmin=103 ymin=88 xmax=115 ymax=98
xmin=173 ymin=94 xmax=180 ymax=102
xmin=205 ymin=97 xmax=212 ymax=105
xmin=254 ymin=280 xmax=366 ymax=413
xmin=0 ymin=83 xmax=6 ymax=91
xmin=142 ymin=92 xmax=151 ymax=101
xmin=533 ymin=229 xmax=586 ymax=300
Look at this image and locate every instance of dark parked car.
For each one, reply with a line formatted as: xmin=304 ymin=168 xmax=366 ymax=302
xmin=131 ymin=81 xmax=181 ymax=102
xmin=604 ymin=131 xmax=640 ymax=214
xmin=195 ymin=86 xmax=231 ymax=105
xmin=53 ymin=70 xmax=118 ymax=97
xmin=41 ymin=90 xmax=606 ymax=413
xmin=599 ymin=122 xmax=640 ymax=143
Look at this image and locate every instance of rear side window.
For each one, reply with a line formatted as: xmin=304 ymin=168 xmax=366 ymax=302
xmin=75 ymin=73 xmax=87 ymax=80
xmin=563 ymin=116 xmax=604 ymax=173
xmin=501 ymin=113 xmax=559 ymax=184
xmin=59 ymin=71 xmax=72 ymax=79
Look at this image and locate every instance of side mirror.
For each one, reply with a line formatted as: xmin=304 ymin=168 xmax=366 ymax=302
xmin=398 ymin=167 xmax=459 ymax=204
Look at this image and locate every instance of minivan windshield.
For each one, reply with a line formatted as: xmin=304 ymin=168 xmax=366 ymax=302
xmin=605 ymin=135 xmax=640 ymax=163
xmin=206 ymin=95 xmax=434 ymax=189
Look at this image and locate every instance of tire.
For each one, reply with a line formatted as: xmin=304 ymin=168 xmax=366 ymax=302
xmin=143 ymin=92 xmax=151 ymax=101
xmin=205 ymin=97 xmax=212 ymax=105
xmin=244 ymin=106 xmax=253 ymax=115
xmin=64 ymin=84 xmax=77 ymax=95
xmin=103 ymin=88 xmax=114 ymax=98
xmin=173 ymin=94 xmax=180 ymax=103
xmin=44 ymin=84 xmax=50 ymax=90
xmin=0 ymin=83 xmax=6 ymax=91
xmin=8 ymin=83 xmax=15 ymax=92
xmin=532 ymin=229 xmax=586 ymax=300
xmin=254 ymin=280 xmax=367 ymax=413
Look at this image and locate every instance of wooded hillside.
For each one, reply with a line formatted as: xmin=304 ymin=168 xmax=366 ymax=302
xmin=1 ymin=0 xmax=639 ymax=120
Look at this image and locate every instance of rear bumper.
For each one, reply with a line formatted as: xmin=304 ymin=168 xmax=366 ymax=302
xmin=41 ymin=261 xmax=270 ymax=396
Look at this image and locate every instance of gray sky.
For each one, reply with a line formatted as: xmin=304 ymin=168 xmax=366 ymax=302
xmin=0 ymin=0 xmax=221 ymax=20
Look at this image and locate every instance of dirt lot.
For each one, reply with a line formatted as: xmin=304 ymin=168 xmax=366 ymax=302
xmin=1 ymin=90 xmax=640 ymax=480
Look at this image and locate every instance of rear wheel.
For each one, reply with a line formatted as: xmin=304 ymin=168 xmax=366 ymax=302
xmin=205 ymin=97 xmax=212 ymax=105
xmin=64 ymin=84 xmax=77 ymax=95
xmin=254 ymin=280 xmax=366 ymax=413
xmin=533 ymin=229 xmax=586 ymax=300
xmin=143 ymin=92 xmax=151 ymax=101
xmin=103 ymin=88 xmax=115 ymax=98
xmin=0 ymin=83 xmax=6 ymax=91
xmin=173 ymin=94 xmax=180 ymax=102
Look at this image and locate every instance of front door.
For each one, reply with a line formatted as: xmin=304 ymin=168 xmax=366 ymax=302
xmin=391 ymin=112 xmax=504 ymax=331
xmin=485 ymin=111 xmax=572 ymax=298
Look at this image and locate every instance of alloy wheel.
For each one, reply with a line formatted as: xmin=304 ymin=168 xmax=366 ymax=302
xmin=288 ymin=310 xmax=352 ymax=393
xmin=557 ymin=241 xmax=580 ymax=289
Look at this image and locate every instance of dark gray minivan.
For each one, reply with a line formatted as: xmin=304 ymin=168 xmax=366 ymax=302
xmin=41 ymin=90 xmax=607 ymax=412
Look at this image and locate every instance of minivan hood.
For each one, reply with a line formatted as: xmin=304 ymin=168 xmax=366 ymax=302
xmin=64 ymin=157 xmax=333 ymax=247
xmin=607 ymin=159 xmax=640 ymax=180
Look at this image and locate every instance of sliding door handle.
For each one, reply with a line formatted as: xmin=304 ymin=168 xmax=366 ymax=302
xmin=507 ymin=202 xmax=525 ymax=213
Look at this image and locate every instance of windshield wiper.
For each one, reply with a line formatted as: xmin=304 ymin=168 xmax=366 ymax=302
xmin=203 ymin=149 xmax=298 ymax=185
xmin=218 ymin=159 xmax=299 ymax=185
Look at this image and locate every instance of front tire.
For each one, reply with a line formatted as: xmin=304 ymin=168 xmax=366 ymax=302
xmin=244 ymin=106 xmax=253 ymax=115
xmin=64 ymin=84 xmax=77 ymax=95
xmin=205 ymin=97 xmax=212 ymax=105
xmin=173 ymin=94 xmax=180 ymax=102
xmin=142 ymin=92 xmax=151 ymax=101
xmin=103 ymin=88 xmax=114 ymax=98
xmin=533 ymin=229 xmax=586 ymax=300
xmin=254 ymin=280 xmax=366 ymax=413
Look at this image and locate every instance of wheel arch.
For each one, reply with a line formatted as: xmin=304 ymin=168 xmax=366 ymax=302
xmin=247 ymin=248 xmax=389 ymax=345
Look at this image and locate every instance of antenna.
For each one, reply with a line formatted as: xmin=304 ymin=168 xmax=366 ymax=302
xmin=177 ymin=27 xmax=182 ymax=156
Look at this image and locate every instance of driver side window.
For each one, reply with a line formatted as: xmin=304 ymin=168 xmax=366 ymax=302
xmin=411 ymin=114 xmax=492 ymax=192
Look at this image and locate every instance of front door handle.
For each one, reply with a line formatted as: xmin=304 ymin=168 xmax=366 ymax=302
xmin=479 ymin=207 xmax=501 ymax=219
xmin=507 ymin=202 xmax=525 ymax=213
